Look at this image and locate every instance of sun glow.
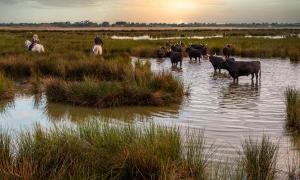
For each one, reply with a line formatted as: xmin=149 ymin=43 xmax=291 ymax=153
xmin=173 ymin=1 xmax=196 ymax=10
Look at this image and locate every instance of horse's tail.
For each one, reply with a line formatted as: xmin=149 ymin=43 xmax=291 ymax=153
xmin=93 ymin=45 xmax=102 ymax=55
xmin=41 ymin=45 xmax=45 ymax=53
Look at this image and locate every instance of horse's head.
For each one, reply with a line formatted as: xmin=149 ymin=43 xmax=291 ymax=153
xmin=25 ymin=40 xmax=31 ymax=48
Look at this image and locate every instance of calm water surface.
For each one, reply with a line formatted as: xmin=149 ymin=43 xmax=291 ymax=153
xmin=1 ymin=57 xmax=300 ymax=169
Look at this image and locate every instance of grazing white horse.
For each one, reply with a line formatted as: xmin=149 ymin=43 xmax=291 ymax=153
xmin=92 ymin=45 xmax=102 ymax=56
xmin=25 ymin=40 xmax=45 ymax=53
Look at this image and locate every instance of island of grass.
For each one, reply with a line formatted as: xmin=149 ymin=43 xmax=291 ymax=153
xmin=0 ymin=54 xmax=185 ymax=108
xmin=45 ymin=59 xmax=184 ymax=108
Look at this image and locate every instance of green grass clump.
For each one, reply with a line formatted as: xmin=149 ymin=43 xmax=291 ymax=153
xmin=0 ymin=73 xmax=15 ymax=100
xmin=0 ymin=122 xmax=290 ymax=179
xmin=0 ymin=122 xmax=210 ymax=179
xmin=45 ymin=71 xmax=184 ymax=108
xmin=285 ymin=87 xmax=300 ymax=130
xmin=0 ymin=133 xmax=12 ymax=179
xmin=288 ymin=48 xmax=300 ymax=62
xmin=240 ymin=135 xmax=278 ymax=180
xmin=64 ymin=57 xmax=132 ymax=81
xmin=44 ymin=59 xmax=184 ymax=108
xmin=0 ymin=55 xmax=133 ymax=81
xmin=0 ymin=56 xmax=32 ymax=78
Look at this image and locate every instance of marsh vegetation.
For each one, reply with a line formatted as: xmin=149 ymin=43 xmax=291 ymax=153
xmin=0 ymin=121 xmax=282 ymax=179
xmin=0 ymin=30 xmax=300 ymax=179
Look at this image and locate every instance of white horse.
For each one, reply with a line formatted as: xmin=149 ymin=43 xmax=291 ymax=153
xmin=25 ymin=40 xmax=45 ymax=53
xmin=92 ymin=45 xmax=102 ymax=56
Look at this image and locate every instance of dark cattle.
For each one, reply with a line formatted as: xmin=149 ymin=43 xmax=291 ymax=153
xmin=201 ymin=45 xmax=208 ymax=57
xmin=223 ymin=46 xmax=231 ymax=58
xmin=221 ymin=59 xmax=261 ymax=82
xmin=209 ymin=55 xmax=227 ymax=73
xmin=186 ymin=44 xmax=208 ymax=62
xmin=186 ymin=47 xmax=202 ymax=62
xmin=171 ymin=44 xmax=183 ymax=52
xmin=170 ymin=51 xmax=183 ymax=67
xmin=157 ymin=47 xmax=166 ymax=58
xmin=191 ymin=44 xmax=203 ymax=49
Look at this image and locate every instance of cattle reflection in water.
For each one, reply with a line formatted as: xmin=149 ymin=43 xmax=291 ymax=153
xmin=219 ymin=81 xmax=260 ymax=109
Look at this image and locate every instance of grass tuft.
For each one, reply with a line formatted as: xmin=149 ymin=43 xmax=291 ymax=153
xmin=0 ymin=122 xmax=210 ymax=179
xmin=0 ymin=73 xmax=15 ymax=100
xmin=241 ymin=135 xmax=278 ymax=180
xmin=285 ymin=87 xmax=300 ymax=130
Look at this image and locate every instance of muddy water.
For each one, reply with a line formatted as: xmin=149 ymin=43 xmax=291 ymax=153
xmin=1 ymin=57 xmax=300 ymax=170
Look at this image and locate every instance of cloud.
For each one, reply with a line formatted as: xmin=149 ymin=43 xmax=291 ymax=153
xmin=0 ymin=0 xmax=223 ymax=7
xmin=0 ymin=0 xmax=107 ymax=7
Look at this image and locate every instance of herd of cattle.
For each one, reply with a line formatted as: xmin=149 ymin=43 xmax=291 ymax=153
xmin=157 ymin=43 xmax=261 ymax=82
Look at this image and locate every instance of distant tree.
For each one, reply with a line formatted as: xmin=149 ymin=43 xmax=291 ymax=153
xmin=101 ymin=22 xmax=110 ymax=27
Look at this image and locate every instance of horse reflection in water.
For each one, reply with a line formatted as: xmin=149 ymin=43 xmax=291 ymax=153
xmin=219 ymin=81 xmax=261 ymax=109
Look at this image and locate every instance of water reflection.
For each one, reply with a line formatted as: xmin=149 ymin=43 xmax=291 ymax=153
xmin=43 ymin=97 xmax=180 ymax=123
xmin=1 ymin=57 xmax=300 ymax=170
xmin=219 ymin=82 xmax=260 ymax=109
xmin=171 ymin=66 xmax=183 ymax=72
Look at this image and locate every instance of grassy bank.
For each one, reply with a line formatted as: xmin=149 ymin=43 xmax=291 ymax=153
xmin=0 ymin=55 xmax=132 ymax=80
xmin=0 ymin=73 xmax=14 ymax=100
xmin=0 ymin=122 xmax=282 ymax=179
xmin=0 ymin=31 xmax=300 ymax=60
xmin=285 ymin=87 xmax=300 ymax=131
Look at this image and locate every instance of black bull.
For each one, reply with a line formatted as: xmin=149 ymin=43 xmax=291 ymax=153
xmin=221 ymin=60 xmax=261 ymax=82
xmin=209 ymin=55 xmax=230 ymax=73
xmin=186 ymin=46 xmax=207 ymax=62
xmin=170 ymin=51 xmax=183 ymax=67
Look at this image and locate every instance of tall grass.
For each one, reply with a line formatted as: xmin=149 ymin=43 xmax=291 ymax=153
xmin=0 ymin=31 xmax=299 ymax=60
xmin=240 ymin=135 xmax=278 ymax=180
xmin=0 ymin=73 xmax=15 ymax=100
xmin=285 ymin=87 xmax=300 ymax=130
xmin=0 ymin=55 xmax=133 ymax=81
xmin=0 ymin=123 xmax=287 ymax=179
xmin=0 ymin=122 xmax=211 ymax=179
xmin=45 ymin=70 xmax=184 ymax=108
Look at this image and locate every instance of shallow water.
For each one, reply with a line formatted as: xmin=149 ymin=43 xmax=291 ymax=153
xmin=111 ymin=35 xmax=223 ymax=40
xmin=1 ymin=57 xmax=300 ymax=171
xmin=244 ymin=35 xmax=287 ymax=39
xmin=111 ymin=34 xmax=299 ymax=40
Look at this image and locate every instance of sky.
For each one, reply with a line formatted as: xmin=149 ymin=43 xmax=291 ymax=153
xmin=0 ymin=0 xmax=299 ymax=23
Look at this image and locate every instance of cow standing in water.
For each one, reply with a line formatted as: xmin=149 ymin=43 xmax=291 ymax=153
xmin=223 ymin=44 xmax=231 ymax=58
xmin=220 ymin=59 xmax=261 ymax=82
xmin=186 ymin=44 xmax=208 ymax=62
xmin=169 ymin=43 xmax=184 ymax=68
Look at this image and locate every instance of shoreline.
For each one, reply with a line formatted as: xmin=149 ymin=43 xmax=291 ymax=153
xmin=1 ymin=26 xmax=300 ymax=31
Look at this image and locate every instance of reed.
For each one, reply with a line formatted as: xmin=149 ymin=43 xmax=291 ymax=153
xmin=285 ymin=87 xmax=300 ymax=130
xmin=45 ymin=71 xmax=184 ymax=108
xmin=0 ymin=122 xmax=209 ymax=179
xmin=240 ymin=135 xmax=278 ymax=180
xmin=0 ymin=73 xmax=15 ymax=100
xmin=0 ymin=31 xmax=299 ymax=60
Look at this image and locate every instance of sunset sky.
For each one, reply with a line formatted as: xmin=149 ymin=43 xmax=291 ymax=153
xmin=0 ymin=0 xmax=299 ymax=23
